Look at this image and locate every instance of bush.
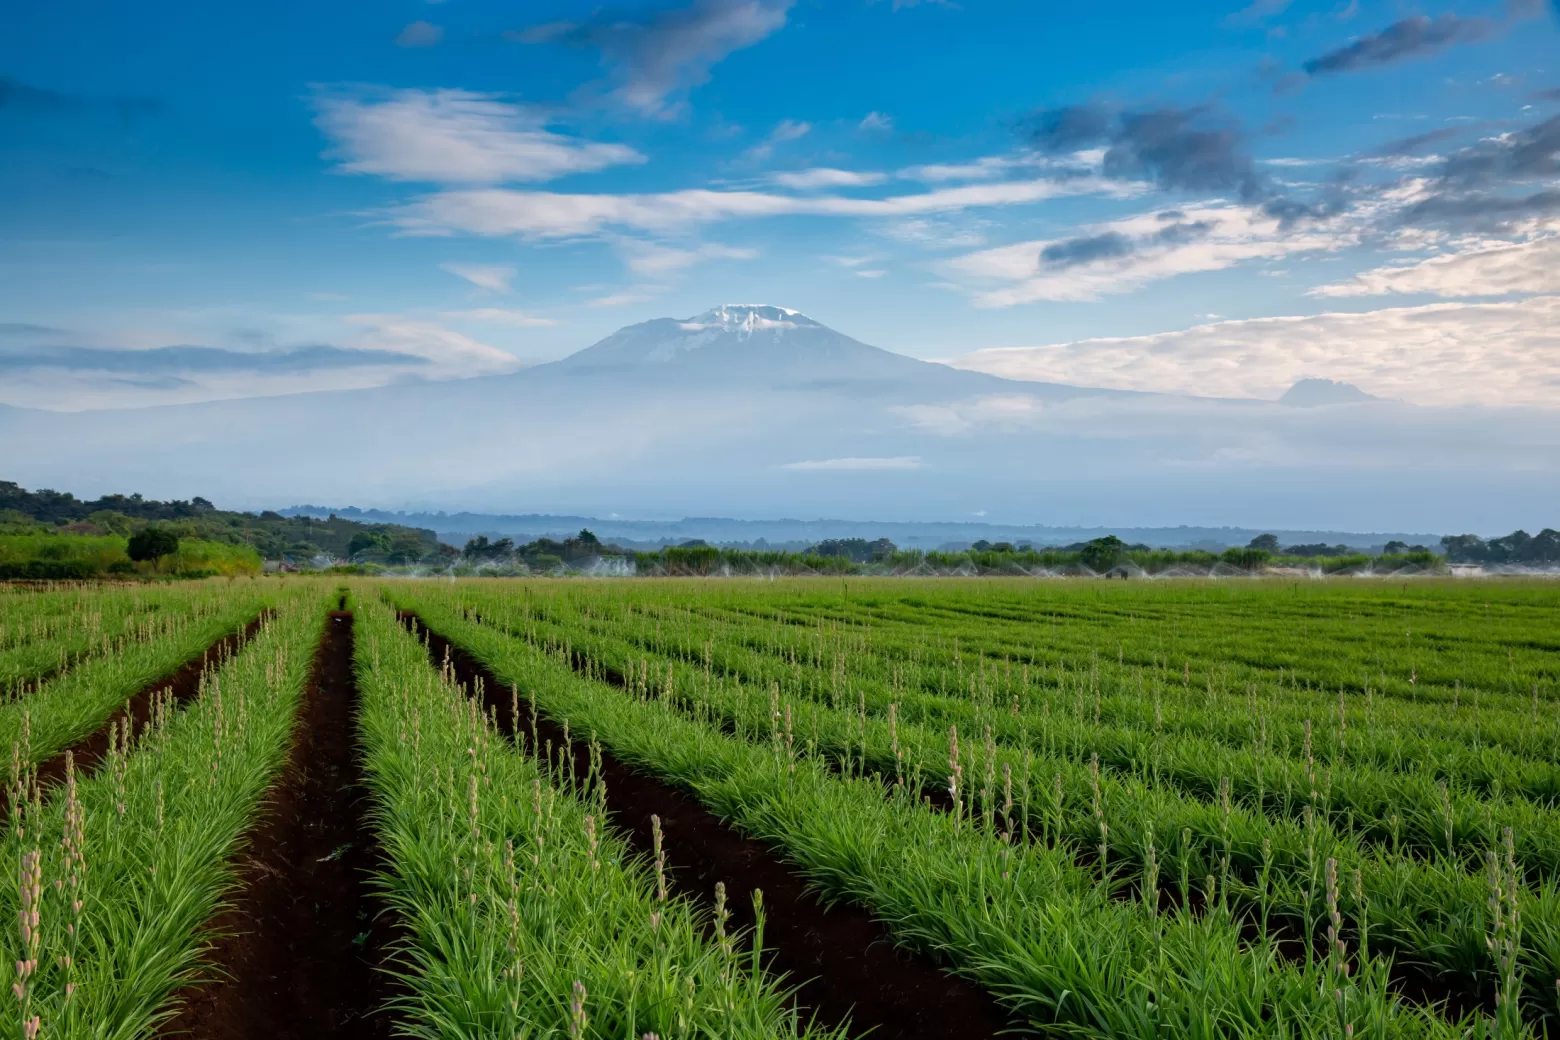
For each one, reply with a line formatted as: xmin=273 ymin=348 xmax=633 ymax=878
xmin=127 ymin=527 xmax=179 ymax=563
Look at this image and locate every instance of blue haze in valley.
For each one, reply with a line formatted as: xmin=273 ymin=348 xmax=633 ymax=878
xmin=1 ymin=0 xmax=1558 ymax=535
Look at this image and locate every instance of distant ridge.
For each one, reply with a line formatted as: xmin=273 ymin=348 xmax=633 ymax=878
xmin=278 ymin=505 xmax=1441 ymax=553
xmin=1280 ymin=378 xmax=1380 ymax=407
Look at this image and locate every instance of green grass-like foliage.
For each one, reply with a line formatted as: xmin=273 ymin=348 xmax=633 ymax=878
xmin=0 ymin=591 xmax=322 ymax=1039
xmin=353 ymin=596 xmax=842 ymax=1040
xmin=394 ymin=590 xmax=1505 ymax=1039
xmin=0 ymin=582 xmax=274 ymax=767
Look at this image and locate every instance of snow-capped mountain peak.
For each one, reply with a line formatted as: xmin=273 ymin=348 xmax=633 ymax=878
xmin=678 ymin=304 xmax=820 ymax=336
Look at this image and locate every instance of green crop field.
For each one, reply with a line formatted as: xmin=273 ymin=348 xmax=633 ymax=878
xmin=0 ymin=575 xmax=1556 ymax=1038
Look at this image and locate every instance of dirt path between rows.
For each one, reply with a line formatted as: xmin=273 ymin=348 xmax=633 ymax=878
xmin=160 ymin=610 xmax=395 ymax=1040
xmin=403 ymin=611 xmax=1014 ymax=1040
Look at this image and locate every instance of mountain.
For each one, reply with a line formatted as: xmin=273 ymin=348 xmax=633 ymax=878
xmin=0 ymin=305 xmax=1554 ymax=531
xmin=545 ymin=304 xmax=1116 ymax=398
xmin=1280 ymin=378 xmax=1380 ymax=407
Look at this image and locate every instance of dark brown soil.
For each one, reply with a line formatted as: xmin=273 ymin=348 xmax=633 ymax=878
xmin=402 ymin=612 xmax=1015 ymax=1040
xmin=26 ymin=613 xmax=269 ymax=799
xmin=160 ymin=611 xmax=396 ymax=1040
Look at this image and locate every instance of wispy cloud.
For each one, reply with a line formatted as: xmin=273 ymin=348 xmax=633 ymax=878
xmin=1302 ymin=14 xmax=1496 ymax=76
xmin=394 ymin=20 xmax=444 ymax=47
xmin=587 ymin=289 xmax=664 ymax=308
xmin=1224 ymin=0 xmax=1291 ymax=27
xmin=614 ymin=240 xmax=758 ymax=276
xmin=313 ymin=88 xmax=644 ymax=184
xmin=344 ymin=314 xmax=520 ymax=372
xmin=858 ymin=111 xmax=893 ymax=132
xmin=780 ymin=456 xmax=923 ymax=470
xmin=769 ymin=167 xmax=886 ymax=190
xmin=743 ymin=118 xmax=811 ymax=161
xmin=948 ymin=295 xmax=1560 ymax=406
xmin=441 ymin=263 xmax=517 ymax=292
xmin=440 ymin=308 xmax=561 ymax=327
xmin=389 ymin=175 xmax=1132 ymax=240
xmin=513 ymin=0 xmax=792 ymax=118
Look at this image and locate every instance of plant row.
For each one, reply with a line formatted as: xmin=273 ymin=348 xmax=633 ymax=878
xmin=394 ymin=592 xmax=1512 ymax=1039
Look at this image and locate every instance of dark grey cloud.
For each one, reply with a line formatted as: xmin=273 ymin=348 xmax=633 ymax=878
xmin=1040 ymin=232 xmax=1134 ymax=267
xmin=1393 ymin=112 xmax=1560 ymax=228
xmin=1302 ymin=15 xmax=1495 ymax=76
xmin=0 ymin=344 xmax=430 ymax=375
xmin=1038 ymin=219 xmax=1215 ymax=270
xmin=512 ymin=0 xmax=791 ymax=116
xmin=1027 ymin=103 xmax=1266 ymax=200
xmin=1532 ymin=87 xmax=1560 ymax=102
xmin=1439 ymin=112 xmax=1560 ymax=186
xmin=1371 ymin=126 xmax=1465 ymax=157
xmin=1400 ymin=188 xmax=1560 ymax=227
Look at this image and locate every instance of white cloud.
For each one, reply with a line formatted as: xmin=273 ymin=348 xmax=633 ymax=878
xmin=947 ymin=295 xmax=1560 ymax=406
xmin=587 ymin=289 xmax=663 ymax=308
xmin=345 ymin=314 xmax=522 ymax=374
xmin=769 ymin=167 xmax=887 ymax=190
xmin=946 ymin=202 xmax=1349 ymax=305
xmin=394 ymin=20 xmax=443 ymax=47
xmin=1310 ymin=237 xmax=1560 ymax=298
xmin=855 ymin=269 xmax=887 ymax=278
xmin=858 ymin=111 xmax=893 ymax=132
xmin=441 ymin=308 xmax=560 ymax=327
xmin=390 ymin=176 xmax=1132 ymax=240
xmin=615 ymin=240 xmax=758 ymax=276
xmin=780 ymin=456 xmax=923 ymax=470
xmin=743 ymin=118 xmax=811 ymax=161
xmin=441 ymin=263 xmax=517 ymax=292
xmin=314 ymin=88 xmax=644 ymax=184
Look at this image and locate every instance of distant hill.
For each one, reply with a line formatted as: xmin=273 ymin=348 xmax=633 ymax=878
xmin=279 ymin=505 xmax=1442 ymax=554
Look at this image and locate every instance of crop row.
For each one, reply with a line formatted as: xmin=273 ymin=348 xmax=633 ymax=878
xmin=393 ymin=590 xmax=1515 ymax=1038
xmin=497 ymin=591 xmax=1560 ymax=856
xmin=0 ymin=592 xmax=323 ymax=1039
xmin=0 ymin=583 xmax=263 ymax=699
xmin=352 ymin=594 xmax=839 ymax=1039
xmin=0 ymin=585 xmax=276 ymax=780
xmin=411 ymin=583 xmax=1560 ymax=1026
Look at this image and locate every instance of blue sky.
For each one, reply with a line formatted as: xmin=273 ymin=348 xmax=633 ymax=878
xmin=2 ymin=0 xmax=1558 ymax=410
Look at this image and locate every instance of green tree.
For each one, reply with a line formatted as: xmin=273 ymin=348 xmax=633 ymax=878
xmin=1247 ymin=533 xmax=1280 ymax=552
xmin=1080 ymin=535 xmax=1127 ymax=574
xmin=126 ymin=526 xmax=179 ymax=566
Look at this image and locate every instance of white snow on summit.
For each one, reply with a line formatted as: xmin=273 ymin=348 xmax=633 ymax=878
xmin=677 ymin=304 xmax=819 ymax=336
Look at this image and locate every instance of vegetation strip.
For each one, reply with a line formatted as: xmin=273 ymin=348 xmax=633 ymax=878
xmin=0 ymin=588 xmax=274 ymax=772
xmin=357 ymin=600 xmax=835 ymax=1040
xmin=401 ymin=610 xmax=1011 ymax=1040
xmin=27 ymin=613 xmax=269 ymax=801
xmin=0 ymin=595 xmax=323 ymax=1038
xmin=159 ymin=607 xmax=395 ymax=1039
